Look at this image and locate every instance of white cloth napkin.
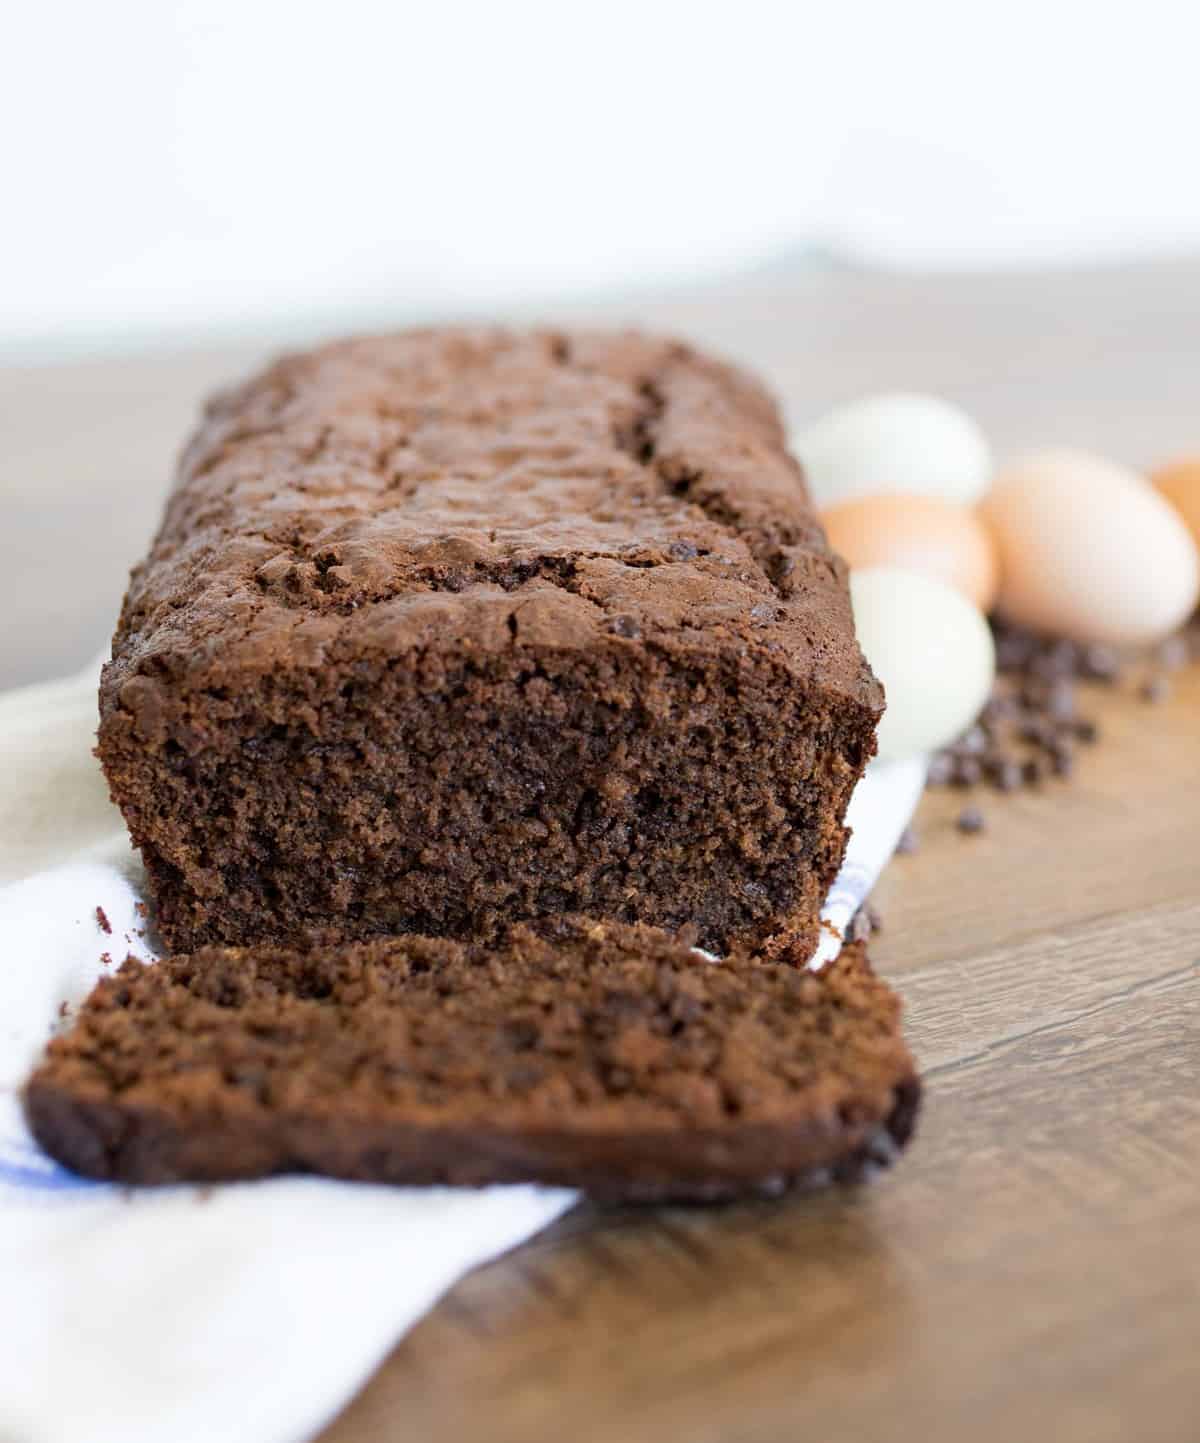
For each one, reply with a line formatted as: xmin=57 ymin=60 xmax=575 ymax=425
xmin=0 ymin=663 xmax=923 ymax=1443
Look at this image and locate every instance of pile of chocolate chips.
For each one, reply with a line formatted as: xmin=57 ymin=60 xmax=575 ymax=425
xmin=927 ymin=617 xmax=1199 ymax=834
xmin=850 ymin=616 xmax=1196 ymax=934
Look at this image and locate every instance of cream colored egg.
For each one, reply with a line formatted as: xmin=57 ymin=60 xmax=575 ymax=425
xmin=982 ymin=450 xmax=1200 ymax=645
xmin=850 ymin=567 xmax=996 ymax=763
xmin=795 ymin=393 xmax=992 ymax=510
xmin=822 ymin=492 xmax=999 ymax=610
xmin=1151 ymin=458 xmax=1200 ymax=553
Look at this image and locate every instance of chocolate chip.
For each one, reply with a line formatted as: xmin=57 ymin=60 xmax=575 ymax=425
xmin=956 ymin=806 xmax=986 ymax=834
xmin=957 ymin=725 xmax=988 ymax=755
xmin=995 ymin=629 xmax=1036 ymax=670
xmin=504 ymin=1018 xmax=540 ymax=1051
xmin=848 ymin=910 xmax=873 ymax=944
xmin=982 ymin=694 xmax=1018 ymax=723
xmin=1139 ymin=675 xmax=1171 ymax=703
xmin=953 ymin=757 xmax=983 ymax=787
xmin=1047 ymin=680 xmax=1075 ymax=722
xmin=848 ymin=903 xmax=883 ymax=943
xmin=1049 ymin=742 xmax=1074 ymax=778
xmin=991 ymin=758 xmax=1023 ymax=792
xmin=1082 ymin=645 xmax=1121 ymax=682
xmin=668 ymin=540 xmax=699 ymax=561
xmin=1031 ymin=639 xmax=1079 ymax=681
xmin=1019 ymin=718 xmax=1053 ymax=746
xmin=927 ymin=754 xmax=955 ymax=786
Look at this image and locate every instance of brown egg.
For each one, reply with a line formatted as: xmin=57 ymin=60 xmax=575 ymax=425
xmin=821 ymin=492 xmax=998 ymax=610
xmin=1151 ymin=458 xmax=1200 ymax=552
xmin=983 ymin=450 xmax=1199 ymax=645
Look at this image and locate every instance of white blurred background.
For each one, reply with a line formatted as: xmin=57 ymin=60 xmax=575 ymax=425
xmin=4 ymin=0 xmax=1200 ymax=360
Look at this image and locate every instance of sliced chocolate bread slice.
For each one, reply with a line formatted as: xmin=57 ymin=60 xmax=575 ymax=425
xmin=25 ymin=922 xmax=919 ymax=1201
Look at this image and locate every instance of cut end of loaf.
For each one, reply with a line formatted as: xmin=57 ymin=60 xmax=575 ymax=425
xmin=101 ymin=648 xmax=876 ymax=958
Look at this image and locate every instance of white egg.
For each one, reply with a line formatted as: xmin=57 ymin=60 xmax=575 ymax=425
xmin=795 ymin=393 xmax=992 ymax=509
xmin=850 ymin=567 xmax=995 ymax=763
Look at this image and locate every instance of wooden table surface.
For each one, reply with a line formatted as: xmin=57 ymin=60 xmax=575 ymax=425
xmin=3 ymin=260 xmax=1198 ymax=1441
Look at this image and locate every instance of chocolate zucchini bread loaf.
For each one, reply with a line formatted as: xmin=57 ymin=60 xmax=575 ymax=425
xmin=99 ymin=330 xmax=881 ymax=956
xmin=25 ymin=923 xmax=919 ymax=1198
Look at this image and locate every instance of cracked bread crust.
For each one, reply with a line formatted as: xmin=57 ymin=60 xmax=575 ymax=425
xmin=24 ymin=928 xmax=919 ymax=1199
xmin=98 ymin=330 xmax=882 ymax=955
